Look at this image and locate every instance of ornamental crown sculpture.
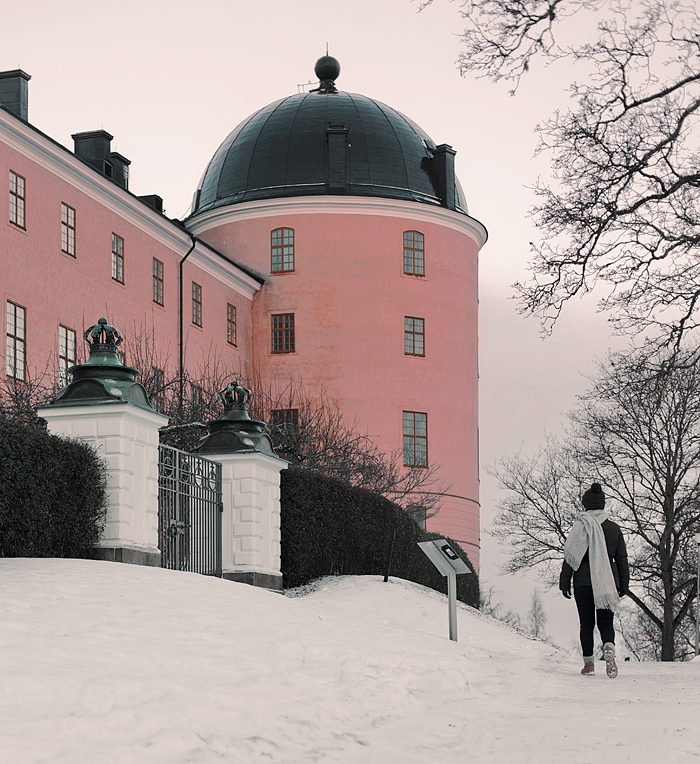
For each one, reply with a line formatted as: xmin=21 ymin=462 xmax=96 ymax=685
xmin=195 ymin=379 xmax=278 ymax=457
xmin=84 ymin=317 xmax=123 ymax=349
xmin=44 ymin=317 xmax=154 ymax=412
xmin=219 ymin=379 xmax=252 ymax=409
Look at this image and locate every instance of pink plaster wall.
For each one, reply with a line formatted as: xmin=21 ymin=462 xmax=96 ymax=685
xmin=197 ymin=207 xmax=481 ymax=569
xmin=1 ymin=116 xmax=481 ymax=571
xmin=1 ymin=141 xmax=253 ymax=389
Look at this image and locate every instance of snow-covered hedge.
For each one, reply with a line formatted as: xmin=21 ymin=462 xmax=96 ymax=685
xmin=280 ymin=467 xmax=479 ymax=607
xmin=0 ymin=417 xmax=108 ymax=558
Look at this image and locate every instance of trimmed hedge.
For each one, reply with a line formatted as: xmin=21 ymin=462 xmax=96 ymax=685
xmin=0 ymin=416 xmax=108 ymax=558
xmin=280 ymin=467 xmax=479 ymax=607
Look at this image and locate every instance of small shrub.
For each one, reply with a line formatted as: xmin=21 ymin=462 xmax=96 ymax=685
xmin=281 ymin=467 xmax=479 ymax=607
xmin=0 ymin=416 xmax=108 ymax=558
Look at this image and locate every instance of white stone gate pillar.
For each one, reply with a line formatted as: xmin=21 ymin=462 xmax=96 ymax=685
xmin=39 ymin=403 xmax=168 ymax=566
xmin=208 ymin=451 xmax=286 ymax=591
xmin=193 ymin=379 xmax=287 ymax=591
xmin=37 ymin=317 xmax=168 ymax=567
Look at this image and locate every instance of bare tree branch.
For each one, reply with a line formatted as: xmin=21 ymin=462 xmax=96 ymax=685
xmin=421 ymin=0 xmax=700 ymax=348
xmin=490 ymin=345 xmax=700 ymax=659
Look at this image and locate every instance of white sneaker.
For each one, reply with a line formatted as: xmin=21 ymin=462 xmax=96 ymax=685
xmin=604 ymin=643 xmax=618 ymax=679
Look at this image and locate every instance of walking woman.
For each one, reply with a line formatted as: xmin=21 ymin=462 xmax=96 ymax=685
xmin=559 ymin=482 xmax=629 ymax=678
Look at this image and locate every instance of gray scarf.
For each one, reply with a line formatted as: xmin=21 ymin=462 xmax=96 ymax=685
xmin=564 ymin=510 xmax=620 ymax=612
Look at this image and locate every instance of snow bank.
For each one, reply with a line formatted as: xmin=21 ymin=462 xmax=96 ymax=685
xmin=0 ymin=559 xmax=696 ymax=763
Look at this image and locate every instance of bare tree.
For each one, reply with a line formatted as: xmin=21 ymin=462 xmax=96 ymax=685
xmin=480 ymin=584 xmax=523 ymax=628
xmin=6 ymin=317 xmax=452 ymax=519
xmin=420 ymin=0 xmax=700 ymax=350
xmin=120 ymin=325 xmax=452 ymax=515
xmin=0 ymin=368 xmax=56 ymax=429
xmin=490 ymin=345 xmax=700 ymax=660
xmin=248 ymin=376 xmax=451 ymax=516
xmin=0 ymin=340 xmax=81 ymax=428
xmin=527 ymin=588 xmax=548 ymax=638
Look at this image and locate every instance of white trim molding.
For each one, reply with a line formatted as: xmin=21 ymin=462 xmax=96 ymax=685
xmin=1 ymin=109 xmax=261 ymax=300
xmin=189 ymin=241 xmax=262 ymax=300
xmin=186 ymin=196 xmax=489 ymax=250
xmin=0 ymin=110 xmax=191 ymax=253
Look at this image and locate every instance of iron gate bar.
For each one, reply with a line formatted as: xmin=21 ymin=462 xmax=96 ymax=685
xmin=158 ymin=444 xmax=223 ymax=577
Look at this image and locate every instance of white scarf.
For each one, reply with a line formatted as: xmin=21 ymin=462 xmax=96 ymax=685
xmin=564 ymin=510 xmax=620 ymax=612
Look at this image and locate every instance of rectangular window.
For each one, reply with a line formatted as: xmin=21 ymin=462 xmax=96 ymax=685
xmin=6 ymin=301 xmax=26 ymax=381
xmin=58 ymin=325 xmax=76 ymax=387
xmin=191 ymin=383 xmax=205 ymax=407
xmin=227 ymin=303 xmax=237 ymax=346
xmin=403 ymin=411 xmax=428 ymax=467
xmin=9 ymin=171 xmax=26 ymax=229
xmin=271 ymin=313 xmax=295 ymax=353
xmin=407 ymin=505 xmax=427 ymax=530
xmin=271 ymin=228 xmax=295 ymax=272
xmin=403 ymin=231 xmax=424 ymax=276
xmin=61 ymin=203 xmax=76 ymax=256
xmin=404 ymin=316 xmax=425 ymax=356
xmin=192 ymin=282 xmax=202 ymax=326
xmin=153 ymin=258 xmax=164 ymax=305
xmin=270 ymin=409 xmax=299 ymax=428
xmin=152 ymin=367 xmax=165 ymax=412
xmin=111 ymin=233 xmax=124 ymax=283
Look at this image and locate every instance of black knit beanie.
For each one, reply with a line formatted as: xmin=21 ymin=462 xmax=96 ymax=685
xmin=582 ymin=482 xmax=606 ymax=510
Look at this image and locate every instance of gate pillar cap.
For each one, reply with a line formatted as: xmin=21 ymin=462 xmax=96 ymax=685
xmin=193 ymin=379 xmax=280 ymax=457
xmin=44 ymin=318 xmax=156 ymax=412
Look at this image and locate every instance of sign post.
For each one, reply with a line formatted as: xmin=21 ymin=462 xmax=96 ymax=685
xmin=417 ymin=539 xmax=471 ymax=642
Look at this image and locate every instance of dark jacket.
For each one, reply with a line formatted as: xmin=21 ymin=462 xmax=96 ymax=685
xmin=559 ymin=518 xmax=630 ymax=595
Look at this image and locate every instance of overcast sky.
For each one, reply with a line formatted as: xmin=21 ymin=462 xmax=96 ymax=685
xmin=6 ymin=0 xmax=625 ymax=637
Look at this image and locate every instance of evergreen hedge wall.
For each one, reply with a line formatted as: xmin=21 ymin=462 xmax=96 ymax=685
xmin=0 ymin=417 xmax=108 ymax=558
xmin=280 ymin=467 xmax=479 ymax=607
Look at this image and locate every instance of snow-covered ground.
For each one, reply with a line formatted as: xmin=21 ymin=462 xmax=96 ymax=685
xmin=1 ymin=560 xmax=697 ymax=763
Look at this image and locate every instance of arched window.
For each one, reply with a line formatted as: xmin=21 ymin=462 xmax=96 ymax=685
xmin=403 ymin=231 xmax=424 ymax=276
xmin=271 ymin=228 xmax=295 ymax=272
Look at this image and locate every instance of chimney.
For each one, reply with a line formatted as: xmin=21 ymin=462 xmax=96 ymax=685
xmin=109 ymin=152 xmax=130 ymax=191
xmin=326 ymin=124 xmax=348 ymax=193
xmin=72 ymin=130 xmax=130 ymax=190
xmin=432 ymin=144 xmax=457 ymax=211
xmin=0 ymin=70 xmax=31 ymax=121
xmin=138 ymin=194 xmax=164 ymax=214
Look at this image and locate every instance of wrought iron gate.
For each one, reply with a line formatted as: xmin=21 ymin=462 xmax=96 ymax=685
xmin=158 ymin=444 xmax=223 ymax=577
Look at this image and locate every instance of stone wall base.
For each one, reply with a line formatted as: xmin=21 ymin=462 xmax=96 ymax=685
xmin=93 ymin=546 xmax=162 ymax=568
xmin=223 ymin=570 xmax=284 ymax=592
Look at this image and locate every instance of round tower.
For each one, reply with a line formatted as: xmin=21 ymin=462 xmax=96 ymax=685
xmin=186 ymin=58 xmax=487 ymax=569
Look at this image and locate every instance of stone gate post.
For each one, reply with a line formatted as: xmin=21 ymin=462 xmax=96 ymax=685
xmin=38 ymin=318 xmax=168 ymax=566
xmin=193 ymin=379 xmax=287 ymax=591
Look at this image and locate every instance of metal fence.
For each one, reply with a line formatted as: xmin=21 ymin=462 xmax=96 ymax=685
xmin=158 ymin=444 xmax=223 ymax=577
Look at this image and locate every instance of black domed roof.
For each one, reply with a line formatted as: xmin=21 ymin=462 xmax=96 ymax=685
xmin=191 ymin=88 xmax=468 ymax=216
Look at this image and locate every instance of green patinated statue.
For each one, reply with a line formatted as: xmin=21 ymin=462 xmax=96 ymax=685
xmin=84 ymin=317 xmax=123 ymax=348
xmin=219 ymin=380 xmax=251 ymax=408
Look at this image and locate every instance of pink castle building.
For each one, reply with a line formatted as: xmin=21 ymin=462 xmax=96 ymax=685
xmin=0 ymin=58 xmax=487 ymax=569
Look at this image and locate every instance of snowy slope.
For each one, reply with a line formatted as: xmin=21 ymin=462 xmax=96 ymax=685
xmin=0 ymin=559 xmax=697 ymax=763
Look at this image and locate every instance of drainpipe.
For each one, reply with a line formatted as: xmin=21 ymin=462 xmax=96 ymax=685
xmin=179 ymin=236 xmax=197 ymax=423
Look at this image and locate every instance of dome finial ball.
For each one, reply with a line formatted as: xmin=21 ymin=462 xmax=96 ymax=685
xmin=314 ymin=55 xmax=340 ymax=82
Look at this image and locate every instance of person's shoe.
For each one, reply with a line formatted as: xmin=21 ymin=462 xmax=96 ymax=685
xmin=581 ymin=661 xmax=595 ymax=676
xmin=604 ymin=643 xmax=618 ymax=679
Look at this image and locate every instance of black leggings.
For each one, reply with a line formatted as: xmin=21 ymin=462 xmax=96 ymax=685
xmin=574 ymin=586 xmax=615 ymax=658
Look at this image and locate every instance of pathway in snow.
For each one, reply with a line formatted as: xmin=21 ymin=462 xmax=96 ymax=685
xmin=0 ymin=560 xmax=697 ymax=763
